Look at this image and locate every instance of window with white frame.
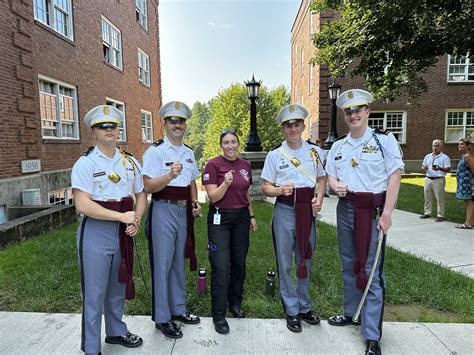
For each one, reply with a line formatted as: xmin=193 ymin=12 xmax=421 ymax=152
xmin=301 ymin=47 xmax=304 ymax=76
xmin=368 ymin=111 xmax=407 ymax=144
xmin=135 ymin=0 xmax=148 ymax=30
xmin=34 ymin=0 xmax=73 ymax=39
xmin=301 ymin=94 xmax=304 ymax=107
xmin=39 ymin=76 xmax=79 ymax=139
xmin=309 ymin=63 xmax=314 ymax=94
xmin=445 ymin=110 xmax=474 ymax=142
xmin=294 ymin=42 xmax=298 ymax=67
xmin=309 ymin=13 xmax=314 ymax=37
xmin=138 ymin=49 xmax=150 ymax=86
xmin=105 ymin=98 xmax=127 ymax=142
xmin=447 ymin=54 xmax=473 ymax=82
xmin=141 ymin=110 xmax=153 ymax=143
xmin=48 ymin=187 xmax=73 ymax=205
xmin=102 ymin=17 xmax=122 ymax=69
xmin=293 ymin=85 xmax=298 ymax=104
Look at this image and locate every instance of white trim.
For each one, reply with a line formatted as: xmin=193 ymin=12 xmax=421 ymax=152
xmin=445 ymin=109 xmax=474 ymax=143
xmin=137 ymin=47 xmax=150 ymax=87
xmin=101 ymin=16 xmax=123 ymax=70
xmin=105 ymin=97 xmax=127 ymax=142
xmin=369 ymin=110 xmax=407 ymax=144
xmin=141 ymin=109 xmax=153 ymax=143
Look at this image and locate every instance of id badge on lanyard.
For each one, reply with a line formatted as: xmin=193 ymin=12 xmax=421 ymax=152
xmin=213 ymin=207 xmax=221 ymax=225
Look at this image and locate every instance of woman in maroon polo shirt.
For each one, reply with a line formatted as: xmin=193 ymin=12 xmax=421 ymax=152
xmin=202 ymin=129 xmax=257 ymax=334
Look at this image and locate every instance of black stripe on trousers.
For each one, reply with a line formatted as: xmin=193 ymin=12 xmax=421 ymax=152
xmin=376 ymin=235 xmax=387 ymax=340
xmin=146 ymin=201 xmax=157 ymax=322
xmin=79 ymin=217 xmax=88 ymax=352
xmin=271 ymin=210 xmax=288 ymax=315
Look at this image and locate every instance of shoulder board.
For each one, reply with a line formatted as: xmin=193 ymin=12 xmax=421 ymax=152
xmin=82 ymin=146 xmax=95 ymax=156
xmin=271 ymin=143 xmax=282 ymax=151
xmin=306 ymin=139 xmax=317 ymax=146
xmin=152 ymin=139 xmax=164 ymax=147
xmin=374 ymin=129 xmax=389 ymax=135
xmin=334 ymin=135 xmax=347 ymax=142
xmin=184 ymin=143 xmax=192 ymax=149
xmin=118 ymin=147 xmax=134 ymax=156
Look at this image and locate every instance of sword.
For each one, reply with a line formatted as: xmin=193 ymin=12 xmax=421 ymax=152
xmin=132 ymin=236 xmax=150 ymax=297
xmin=313 ymin=189 xmax=321 ymax=295
xmin=353 ymin=206 xmax=385 ymax=323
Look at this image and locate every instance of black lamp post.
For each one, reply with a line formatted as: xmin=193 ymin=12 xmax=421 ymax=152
xmin=245 ymin=75 xmax=262 ymax=152
xmin=323 ymin=79 xmax=342 ymax=150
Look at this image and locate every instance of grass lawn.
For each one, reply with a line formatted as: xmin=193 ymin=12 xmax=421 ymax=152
xmin=1 ymin=202 xmax=472 ymax=323
xmin=397 ymin=175 xmax=465 ymax=224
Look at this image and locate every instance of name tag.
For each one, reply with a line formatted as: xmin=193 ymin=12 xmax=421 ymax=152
xmin=279 ymin=164 xmax=289 ymax=169
xmin=93 ymin=171 xmax=106 ymax=177
xmin=213 ymin=213 xmax=221 ymax=225
xmin=335 ymin=156 xmax=342 ymax=161
xmin=165 ymin=162 xmax=173 ymax=166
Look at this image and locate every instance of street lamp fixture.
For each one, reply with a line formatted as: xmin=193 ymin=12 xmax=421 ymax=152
xmin=323 ymin=78 xmax=342 ymax=150
xmin=245 ymin=75 xmax=263 ymax=151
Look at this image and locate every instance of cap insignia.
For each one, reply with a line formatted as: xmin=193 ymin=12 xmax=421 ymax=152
xmin=348 ymin=91 xmax=354 ymax=99
xmin=103 ymin=106 xmax=110 ymax=115
xmin=289 ymin=105 xmax=295 ymax=113
xmin=175 ymin=102 xmax=181 ymax=110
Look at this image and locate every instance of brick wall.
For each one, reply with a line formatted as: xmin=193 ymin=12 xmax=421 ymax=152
xmin=0 ymin=0 xmax=163 ymax=182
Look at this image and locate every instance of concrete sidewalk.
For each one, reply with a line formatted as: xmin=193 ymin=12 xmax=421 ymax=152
xmin=318 ymin=196 xmax=474 ymax=278
xmin=1 ymin=312 xmax=473 ymax=354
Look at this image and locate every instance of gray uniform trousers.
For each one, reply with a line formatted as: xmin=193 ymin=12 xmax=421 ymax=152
xmin=272 ymin=202 xmax=316 ymax=317
xmin=148 ymin=200 xmax=188 ymax=323
xmin=336 ymin=199 xmax=386 ymax=341
xmin=77 ymin=217 xmax=128 ymax=353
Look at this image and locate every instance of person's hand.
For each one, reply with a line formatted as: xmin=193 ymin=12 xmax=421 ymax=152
xmin=168 ymin=162 xmax=183 ymax=180
xmin=378 ymin=212 xmax=392 ymax=233
xmin=120 ymin=211 xmax=136 ymax=225
xmin=279 ymin=182 xmax=294 ymax=196
xmin=311 ymin=196 xmax=322 ymax=215
xmin=432 ymin=165 xmax=439 ymax=171
xmin=125 ymin=222 xmax=139 ymax=237
xmin=192 ymin=201 xmax=202 ymax=218
xmin=250 ymin=217 xmax=257 ymax=231
xmin=335 ymin=183 xmax=348 ymax=198
xmin=224 ymin=170 xmax=233 ymax=186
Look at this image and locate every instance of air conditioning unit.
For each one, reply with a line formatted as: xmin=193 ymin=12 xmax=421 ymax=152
xmin=22 ymin=188 xmax=41 ymax=206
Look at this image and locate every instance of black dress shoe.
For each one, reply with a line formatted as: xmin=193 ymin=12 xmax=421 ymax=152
xmin=285 ymin=315 xmax=302 ymax=333
xmin=298 ymin=310 xmax=321 ymax=325
xmin=155 ymin=320 xmax=183 ymax=339
xmin=104 ymin=332 xmax=143 ymax=348
xmin=213 ymin=319 xmax=229 ymax=334
xmin=229 ymin=305 xmax=246 ymax=318
xmin=327 ymin=314 xmax=361 ymax=326
xmin=172 ymin=311 xmax=201 ymax=324
xmin=365 ymin=340 xmax=381 ymax=355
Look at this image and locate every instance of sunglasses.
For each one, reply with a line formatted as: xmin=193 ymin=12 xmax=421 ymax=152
xmin=166 ymin=117 xmax=187 ymax=124
xmin=94 ymin=124 xmax=118 ymax=130
xmin=221 ymin=129 xmax=236 ymax=134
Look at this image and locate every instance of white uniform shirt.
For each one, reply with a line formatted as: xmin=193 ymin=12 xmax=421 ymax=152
xmin=326 ymin=127 xmax=404 ymax=193
xmin=261 ymin=140 xmax=326 ymax=188
xmin=142 ymin=136 xmax=198 ymax=186
xmin=422 ymin=152 xmax=451 ymax=178
xmin=71 ymin=146 xmax=144 ymax=201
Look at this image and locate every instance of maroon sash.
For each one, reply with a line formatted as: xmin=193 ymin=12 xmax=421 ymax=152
xmin=341 ymin=191 xmax=386 ymax=290
xmin=277 ymin=187 xmax=314 ymax=279
xmin=94 ymin=197 xmax=135 ymax=300
xmin=152 ymin=186 xmax=197 ymax=271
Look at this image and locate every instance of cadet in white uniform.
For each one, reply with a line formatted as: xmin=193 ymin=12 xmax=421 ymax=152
xmin=142 ymin=101 xmax=201 ymax=339
xmin=72 ymin=105 xmax=147 ymax=354
xmin=261 ymin=104 xmax=327 ymax=333
xmin=325 ymin=90 xmax=404 ymax=355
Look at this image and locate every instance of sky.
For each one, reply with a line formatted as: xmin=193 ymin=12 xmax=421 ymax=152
xmin=159 ymin=0 xmax=301 ymax=105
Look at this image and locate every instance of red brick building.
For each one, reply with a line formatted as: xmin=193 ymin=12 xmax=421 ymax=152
xmin=291 ymin=0 xmax=473 ymax=170
xmin=0 ymin=0 xmax=162 ymax=223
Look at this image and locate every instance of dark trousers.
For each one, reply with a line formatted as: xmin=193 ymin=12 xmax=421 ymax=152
xmin=207 ymin=207 xmax=250 ymax=321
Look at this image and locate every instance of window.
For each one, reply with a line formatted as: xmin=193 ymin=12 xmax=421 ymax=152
xmin=48 ymin=187 xmax=73 ymax=205
xmin=301 ymin=94 xmax=304 ymax=107
xmin=138 ymin=49 xmax=150 ymax=86
xmin=309 ymin=63 xmax=314 ymax=94
xmin=294 ymin=42 xmax=298 ymax=67
xmin=447 ymin=54 xmax=474 ymax=82
xmin=445 ymin=110 xmax=474 ymax=142
xmin=34 ymin=0 xmax=73 ymax=39
xmin=141 ymin=110 xmax=153 ymax=143
xmin=106 ymin=98 xmax=127 ymax=142
xmin=102 ymin=17 xmax=122 ymax=69
xmin=309 ymin=13 xmax=314 ymax=37
xmin=293 ymin=85 xmax=298 ymax=104
xmin=39 ymin=76 xmax=79 ymax=139
xmin=301 ymin=48 xmax=304 ymax=76
xmin=368 ymin=111 xmax=407 ymax=144
xmin=136 ymin=0 xmax=148 ymax=30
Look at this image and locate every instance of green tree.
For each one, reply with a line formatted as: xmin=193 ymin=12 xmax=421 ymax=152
xmin=310 ymin=0 xmax=473 ymax=100
xmin=186 ymin=101 xmax=211 ymax=168
xmin=201 ymin=83 xmax=290 ymax=165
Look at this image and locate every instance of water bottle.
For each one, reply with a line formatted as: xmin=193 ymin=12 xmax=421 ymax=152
xmin=197 ymin=267 xmax=207 ymax=294
xmin=265 ymin=270 xmax=276 ymax=297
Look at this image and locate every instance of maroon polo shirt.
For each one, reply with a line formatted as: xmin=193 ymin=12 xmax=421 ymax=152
xmin=202 ymin=155 xmax=252 ymax=209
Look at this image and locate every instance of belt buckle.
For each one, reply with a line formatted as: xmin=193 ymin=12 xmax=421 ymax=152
xmin=178 ymin=200 xmax=187 ymax=208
